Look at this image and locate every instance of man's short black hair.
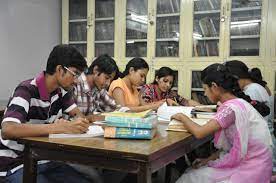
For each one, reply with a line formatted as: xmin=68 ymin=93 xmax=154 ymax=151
xmin=46 ymin=44 xmax=87 ymax=75
xmin=87 ymin=54 xmax=119 ymax=78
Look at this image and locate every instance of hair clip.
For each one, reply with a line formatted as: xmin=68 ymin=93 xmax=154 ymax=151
xmin=217 ymin=65 xmax=226 ymax=72
xmin=250 ymin=100 xmax=257 ymax=105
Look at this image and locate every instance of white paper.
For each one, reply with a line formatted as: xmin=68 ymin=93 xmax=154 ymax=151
xmin=49 ymin=125 xmax=104 ymax=138
xmin=157 ymin=103 xmax=194 ymax=121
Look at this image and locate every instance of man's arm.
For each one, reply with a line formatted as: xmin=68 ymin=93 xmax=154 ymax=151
xmin=1 ymin=118 xmax=90 ymax=140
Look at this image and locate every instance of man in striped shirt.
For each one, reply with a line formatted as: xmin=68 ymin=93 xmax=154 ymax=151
xmin=1 ymin=45 xmax=92 ymax=183
xmin=74 ymin=54 xmax=119 ymax=116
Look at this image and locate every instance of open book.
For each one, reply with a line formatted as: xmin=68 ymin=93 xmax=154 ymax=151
xmin=167 ymin=118 xmax=210 ymax=132
xmin=49 ymin=125 xmax=104 ymax=138
xmin=157 ymin=103 xmax=194 ymax=121
xmin=157 ymin=103 xmax=216 ymax=122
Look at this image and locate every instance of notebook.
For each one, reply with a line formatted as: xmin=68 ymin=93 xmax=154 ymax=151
xmin=49 ymin=125 xmax=104 ymax=138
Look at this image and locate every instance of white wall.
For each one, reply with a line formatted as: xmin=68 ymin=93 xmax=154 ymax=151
xmin=0 ymin=0 xmax=61 ymax=100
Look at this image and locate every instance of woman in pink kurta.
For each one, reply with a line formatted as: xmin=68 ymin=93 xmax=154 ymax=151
xmin=172 ymin=63 xmax=272 ymax=183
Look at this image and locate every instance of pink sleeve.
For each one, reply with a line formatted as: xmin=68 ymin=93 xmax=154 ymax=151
xmin=208 ymin=131 xmax=242 ymax=168
xmin=213 ymin=105 xmax=235 ymax=129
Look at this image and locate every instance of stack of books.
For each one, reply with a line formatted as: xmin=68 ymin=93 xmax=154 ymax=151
xmin=102 ymin=110 xmax=157 ymax=140
xmin=166 ymin=106 xmax=216 ymax=132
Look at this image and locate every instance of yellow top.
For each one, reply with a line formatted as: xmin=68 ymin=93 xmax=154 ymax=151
xmin=109 ymin=78 xmax=140 ymax=107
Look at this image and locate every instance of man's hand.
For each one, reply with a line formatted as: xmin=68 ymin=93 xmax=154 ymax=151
xmin=51 ymin=118 xmax=90 ymax=134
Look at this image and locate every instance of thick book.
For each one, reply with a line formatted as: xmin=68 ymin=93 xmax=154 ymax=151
xmin=166 ymin=118 xmax=209 ymax=132
xmin=104 ymin=127 xmax=156 ymax=139
xmin=106 ymin=115 xmax=157 ymax=129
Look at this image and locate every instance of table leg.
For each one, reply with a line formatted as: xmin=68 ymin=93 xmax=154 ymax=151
xmin=137 ymin=162 xmax=151 ymax=183
xmin=23 ymin=145 xmax=37 ymax=183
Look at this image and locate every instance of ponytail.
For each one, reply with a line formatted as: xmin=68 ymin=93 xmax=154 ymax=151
xmin=232 ymin=81 xmax=270 ymax=117
xmin=202 ymin=63 xmax=270 ymax=117
xmin=249 ymin=68 xmax=267 ymax=87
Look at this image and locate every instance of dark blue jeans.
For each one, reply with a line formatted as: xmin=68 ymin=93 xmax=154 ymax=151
xmin=4 ymin=162 xmax=92 ymax=183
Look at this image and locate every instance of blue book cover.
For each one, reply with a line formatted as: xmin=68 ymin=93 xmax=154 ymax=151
xmin=105 ymin=115 xmax=157 ymax=123
xmin=104 ymin=127 xmax=156 ymax=139
xmin=106 ymin=121 xmax=156 ymax=129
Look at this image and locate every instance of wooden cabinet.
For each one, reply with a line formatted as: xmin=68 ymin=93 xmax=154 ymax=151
xmin=62 ymin=0 xmax=275 ymax=104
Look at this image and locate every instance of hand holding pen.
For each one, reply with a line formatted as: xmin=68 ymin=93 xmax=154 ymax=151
xmin=166 ymin=97 xmax=179 ymax=106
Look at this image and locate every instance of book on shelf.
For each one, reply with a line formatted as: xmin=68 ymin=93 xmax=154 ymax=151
xmin=104 ymin=127 xmax=156 ymax=139
xmin=206 ymin=41 xmax=219 ymax=56
xmin=166 ymin=118 xmax=209 ymax=132
xmin=192 ymin=71 xmax=202 ymax=88
xmin=199 ymin=17 xmax=217 ymax=37
xmin=106 ymin=115 xmax=158 ymax=129
xmin=192 ymin=91 xmax=212 ymax=105
xmin=49 ymin=125 xmax=104 ymax=138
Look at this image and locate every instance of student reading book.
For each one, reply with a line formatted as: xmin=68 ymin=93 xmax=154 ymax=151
xmin=73 ymin=54 xmax=120 ymax=116
xmin=140 ymin=67 xmax=200 ymax=106
xmin=172 ymin=63 xmax=272 ymax=183
xmin=1 ymin=45 xmax=92 ymax=183
xmin=109 ymin=58 xmax=164 ymax=112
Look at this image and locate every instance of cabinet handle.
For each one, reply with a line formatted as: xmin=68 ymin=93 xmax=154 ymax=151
xmin=86 ymin=13 xmax=93 ymax=29
xmin=220 ymin=5 xmax=226 ymax=22
xmin=226 ymin=2 xmax=230 ymax=12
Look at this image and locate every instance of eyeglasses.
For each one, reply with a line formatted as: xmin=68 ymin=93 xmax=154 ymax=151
xmin=63 ymin=66 xmax=81 ymax=79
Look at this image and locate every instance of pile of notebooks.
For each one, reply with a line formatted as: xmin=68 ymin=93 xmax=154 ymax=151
xmin=102 ymin=109 xmax=157 ymax=140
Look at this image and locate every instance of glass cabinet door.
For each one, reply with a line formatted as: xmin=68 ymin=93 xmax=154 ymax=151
xmin=155 ymin=0 xmax=180 ymax=57
xmin=191 ymin=71 xmax=212 ymax=104
xmin=69 ymin=0 xmax=87 ymax=57
xmin=126 ymin=0 xmax=148 ymax=57
xmin=95 ymin=0 xmax=115 ymax=57
xmin=193 ymin=0 xmax=221 ymax=57
xmin=229 ymin=0 xmax=262 ymax=56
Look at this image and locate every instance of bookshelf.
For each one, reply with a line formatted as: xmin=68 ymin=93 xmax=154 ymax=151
xmin=229 ymin=0 xmax=262 ymax=56
xmin=191 ymin=71 xmax=212 ymax=105
xmin=62 ymin=0 xmax=276 ymax=103
xmin=125 ymin=0 xmax=148 ymax=57
xmin=94 ymin=0 xmax=115 ymax=57
xmin=155 ymin=0 xmax=180 ymax=57
xmin=192 ymin=0 xmax=221 ymax=57
xmin=68 ymin=0 xmax=87 ymax=57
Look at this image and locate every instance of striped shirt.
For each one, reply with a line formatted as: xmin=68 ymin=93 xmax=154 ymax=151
xmin=0 ymin=72 xmax=77 ymax=175
xmin=74 ymin=73 xmax=117 ymax=115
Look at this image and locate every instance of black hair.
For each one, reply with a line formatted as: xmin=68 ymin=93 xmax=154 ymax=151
xmin=46 ymin=44 xmax=87 ymax=75
xmin=122 ymin=57 xmax=149 ymax=77
xmin=225 ymin=60 xmax=267 ymax=87
xmin=86 ymin=54 xmax=119 ymax=79
xmin=201 ymin=63 xmax=270 ymax=117
xmin=153 ymin=67 xmax=175 ymax=84
xmin=249 ymin=68 xmax=267 ymax=87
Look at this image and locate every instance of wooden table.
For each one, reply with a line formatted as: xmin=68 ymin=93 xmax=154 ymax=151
xmin=18 ymin=124 xmax=211 ymax=183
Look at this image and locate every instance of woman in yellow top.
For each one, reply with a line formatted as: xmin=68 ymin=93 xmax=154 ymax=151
xmin=109 ymin=57 xmax=164 ymax=112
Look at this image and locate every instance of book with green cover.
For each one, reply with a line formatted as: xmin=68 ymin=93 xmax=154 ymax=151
xmin=104 ymin=127 xmax=156 ymax=139
xmin=106 ymin=115 xmax=157 ymax=129
xmin=102 ymin=109 xmax=152 ymax=118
